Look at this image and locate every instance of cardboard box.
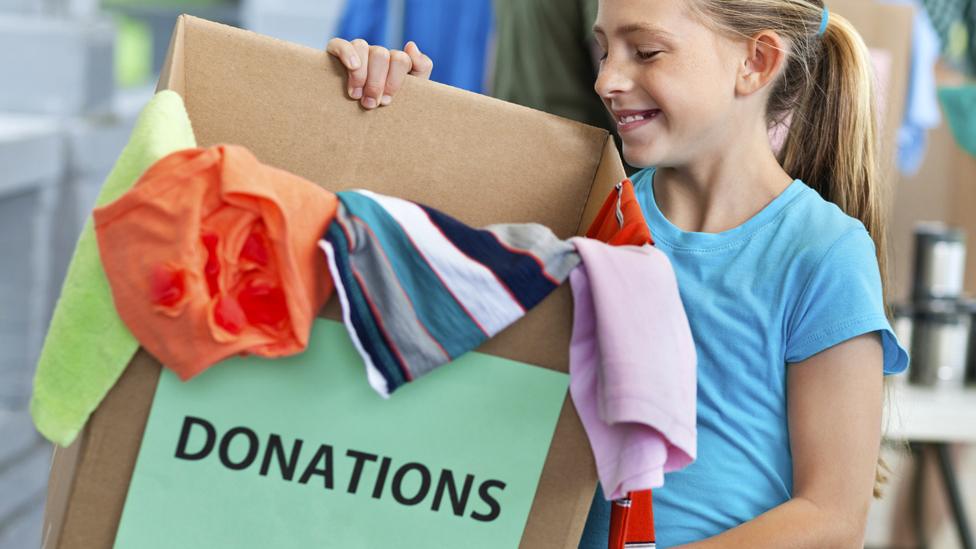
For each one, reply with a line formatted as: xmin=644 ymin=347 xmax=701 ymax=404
xmin=42 ymin=14 xmax=625 ymax=549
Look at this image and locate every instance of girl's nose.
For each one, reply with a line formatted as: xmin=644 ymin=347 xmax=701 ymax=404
xmin=594 ymin=57 xmax=631 ymax=100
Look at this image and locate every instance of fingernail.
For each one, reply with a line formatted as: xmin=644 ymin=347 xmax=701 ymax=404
xmin=352 ymin=87 xmax=363 ymax=99
xmin=363 ymin=97 xmax=377 ymax=108
xmin=380 ymin=95 xmax=392 ymax=106
xmin=347 ymin=55 xmax=361 ymax=69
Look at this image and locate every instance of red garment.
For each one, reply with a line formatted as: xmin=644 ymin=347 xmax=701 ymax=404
xmin=609 ymin=491 xmax=655 ymax=548
xmin=586 ymin=178 xmax=656 ymax=547
xmin=94 ymin=145 xmax=337 ymax=379
xmin=585 ymin=179 xmax=653 ymax=246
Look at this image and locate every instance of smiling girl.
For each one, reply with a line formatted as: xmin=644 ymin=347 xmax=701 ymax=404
xmin=326 ymin=0 xmax=909 ymax=546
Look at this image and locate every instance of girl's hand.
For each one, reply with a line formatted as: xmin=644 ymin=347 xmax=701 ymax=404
xmin=325 ymin=38 xmax=434 ymax=110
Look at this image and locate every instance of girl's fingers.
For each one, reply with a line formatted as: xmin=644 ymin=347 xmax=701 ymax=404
xmin=404 ymin=41 xmax=434 ymax=79
xmin=382 ymin=49 xmax=412 ymax=105
xmin=325 ymin=38 xmax=361 ymax=72
xmin=362 ymin=45 xmax=391 ymax=109
xmin=328 ymin=38 xmax=431 ymax=107
xmin=347 ymin=39 xmax=371 ymax=99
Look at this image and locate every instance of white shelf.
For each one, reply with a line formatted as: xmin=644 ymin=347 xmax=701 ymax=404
xmin=884 ymin=383 xmax=976 ymax=443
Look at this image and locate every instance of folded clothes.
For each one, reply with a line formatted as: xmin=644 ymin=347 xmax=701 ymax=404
xmin=30 ymin=90 xmax=197 ymax=447
xmin=317 ymin=178 xmax=696 ymax=502
xmin=320 ymin=189 xmax=580 ymax=396
xmin=93 ymin=144 xmax=337 ymax=379
xmin=574 ymin=178 xmax=696 ymax=500
xmin=70 ymin=126 xmax=696 ymax=505
xmin=568 ymin=239 xmax=696 ymax=500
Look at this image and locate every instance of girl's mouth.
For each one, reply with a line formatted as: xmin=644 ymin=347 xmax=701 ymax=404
xmin=616 ymin=109 xmax=660 ymax=132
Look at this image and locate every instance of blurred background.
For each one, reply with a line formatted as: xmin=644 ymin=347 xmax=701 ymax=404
xmin=0 ymin=0 xmax=975 ymax=547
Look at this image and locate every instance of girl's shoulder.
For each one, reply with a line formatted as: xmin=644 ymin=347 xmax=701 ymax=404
xmin=780 ymin=179 xmax=876 ymax=268
xmin=786 ymin=179 xmax=868 ymax=239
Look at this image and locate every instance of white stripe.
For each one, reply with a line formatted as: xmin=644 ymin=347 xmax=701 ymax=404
xmin=354 ymin=190 xmax=524 ymax=335
xmin=320 ymin=239 xmax=390 ymax=398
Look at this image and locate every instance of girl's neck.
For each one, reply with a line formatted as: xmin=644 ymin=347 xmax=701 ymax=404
xmin=653 ymin=128 xmax=794 ymax=234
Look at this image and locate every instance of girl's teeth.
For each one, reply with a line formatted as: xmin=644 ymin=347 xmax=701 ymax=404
xmin=621 ymin=114 xmax=647 ymax=123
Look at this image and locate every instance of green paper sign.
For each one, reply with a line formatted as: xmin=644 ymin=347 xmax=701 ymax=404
xmin=114 ymin=319 xmax=569 ymax=548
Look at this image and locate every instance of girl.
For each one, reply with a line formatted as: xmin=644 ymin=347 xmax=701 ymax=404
xmin=326 ymin=0 xmax=909 ymax=547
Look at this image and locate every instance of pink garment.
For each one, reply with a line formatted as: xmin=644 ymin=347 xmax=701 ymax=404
xmin=569 ymin=238 xmax=697 ymax=501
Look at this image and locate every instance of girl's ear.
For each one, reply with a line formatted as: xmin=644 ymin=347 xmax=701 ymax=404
xmin=736 ymin=30 xmax=787 ymax=97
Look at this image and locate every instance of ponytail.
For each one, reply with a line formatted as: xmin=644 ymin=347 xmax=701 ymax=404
xmin=780 ymin=13 xmax=889 ymax=296
xmin=694 ymin=0 xmax=894 ymax=499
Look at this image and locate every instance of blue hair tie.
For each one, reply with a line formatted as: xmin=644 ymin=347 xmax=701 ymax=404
xmin=817 ymin=6 xmax=830 ymax=37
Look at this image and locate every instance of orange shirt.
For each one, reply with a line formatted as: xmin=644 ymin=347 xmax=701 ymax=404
xmin=94 ymin=145 xmax=337 ymax=379
xmin=585 ymin=179 xmax=653 ymax=246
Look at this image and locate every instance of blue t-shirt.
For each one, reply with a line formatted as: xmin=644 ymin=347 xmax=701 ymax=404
xmin=579 ymin=168 xmax=909 ymax=548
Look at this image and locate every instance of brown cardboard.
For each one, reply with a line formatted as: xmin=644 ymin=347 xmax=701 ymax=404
xmin=890 ymin=101 xmax=976 ymax=300
xmin=887 ymin=60 xmax=976 ymax=301
xmin=949 ymin=145 xmax=976 ymax=295
xmin=890 ymin=122 xmax=961 ymax=301
xmin=42 ymin=14 xmax=626 ymax=549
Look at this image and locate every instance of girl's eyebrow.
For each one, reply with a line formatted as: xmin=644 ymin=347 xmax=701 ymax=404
xmin=592 ymin=22 xmax=675 ymax=39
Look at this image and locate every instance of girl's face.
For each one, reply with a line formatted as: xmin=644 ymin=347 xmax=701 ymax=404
xmin=594 ymin=0 xmax=747 ymax=168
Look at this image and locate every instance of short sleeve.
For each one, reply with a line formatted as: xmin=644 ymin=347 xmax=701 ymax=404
xmin=785 ymin=228 xmax=910 ymax=375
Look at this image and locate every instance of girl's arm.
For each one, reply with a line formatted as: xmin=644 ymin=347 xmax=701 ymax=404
xmin=675 ymin=333 xmax=885 ymax=549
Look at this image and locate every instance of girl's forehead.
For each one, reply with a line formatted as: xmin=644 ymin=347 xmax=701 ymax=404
xmin=594 ymin=0 xmax=702 ymax=36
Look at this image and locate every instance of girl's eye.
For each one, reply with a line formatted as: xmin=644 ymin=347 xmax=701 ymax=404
xmin=598 ymin=50 xmax=608 ymax=62
xmin=637 ymin=50 xmax=661 ymax=61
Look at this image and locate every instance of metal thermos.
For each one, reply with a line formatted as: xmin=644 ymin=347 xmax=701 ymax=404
xmin=910 ymin=300 xmax=973 ymax=388
xmin=912 ymin=223 xmax=967 ymax=301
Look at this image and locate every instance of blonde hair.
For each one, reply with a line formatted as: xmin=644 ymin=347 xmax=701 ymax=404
xmin=692 ymin=0 xmax=892 ymax=498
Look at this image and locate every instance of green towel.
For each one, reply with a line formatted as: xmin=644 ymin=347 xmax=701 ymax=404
xmin=31 ymin=90 xmax=196 ymax=447
xmin=939 ymin=85 xmax=976 ymax=159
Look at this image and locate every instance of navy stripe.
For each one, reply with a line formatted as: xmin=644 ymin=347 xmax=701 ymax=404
xmin=338 ymin=192 xmax=485 ymax=358
xmin=326 ymin=221 xmax=407 ymax=391
xmin=419 ymin=205 xmax=558 ymax=310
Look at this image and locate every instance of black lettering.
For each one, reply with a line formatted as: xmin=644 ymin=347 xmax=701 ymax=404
xmin=175 ymin=416 xmax=216 ymax=461
xmin=259 ymin=434 xmax=304 ymax=481
xmin=470 ymin=480 xmax=506 ymax=522
xmin=431 ymin=470 xmax=474 ymax=516
xmin=391 ymin=462 xmax=432 ymax=506
xmin=371 ymin=456 xmax=392 ymax=499
xmin=346 ymin=450 xmax=378 ymax=494
xmin=218 ymin=427 xmax=259 ymax=470
xmin=298 ymin=444 xmax=334 ymax=489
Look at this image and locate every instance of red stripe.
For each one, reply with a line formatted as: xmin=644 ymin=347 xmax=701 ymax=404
xmin=371 ymin=199 xmax=494 ymax=337
xmin=418 ymin=206 xmax=527 ymax=315
xmin=487 ymin=230 xmax=564 ymax=286
xmin=347 ymin=215 xmax=452 ymax=362
xmin=349 ymin=266 xmax=413 ymax=382
xmin=336 ymin=215 xmax=415 ymax=380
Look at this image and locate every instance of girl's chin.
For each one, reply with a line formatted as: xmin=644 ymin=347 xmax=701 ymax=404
xmin=622 ymin=143 xmax=667 ymax=169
